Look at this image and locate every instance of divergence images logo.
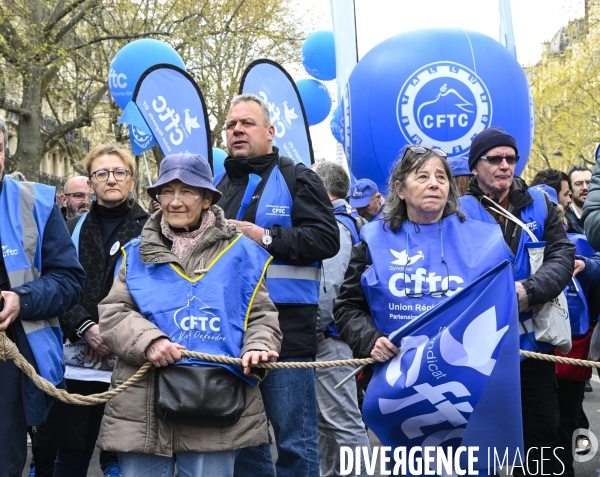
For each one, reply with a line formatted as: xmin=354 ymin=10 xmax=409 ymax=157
xmin=396 ymin=62 xmax=492 ymax=157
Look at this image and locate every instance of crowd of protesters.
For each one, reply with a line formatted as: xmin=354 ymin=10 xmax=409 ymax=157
xmin=1 ymin=94 xmax=600 ymax=477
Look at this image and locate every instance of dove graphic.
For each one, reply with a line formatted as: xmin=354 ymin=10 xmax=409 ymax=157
xmin=385 ymin=335 xmax=429 ymax=387
xmin=184 ymin=109 xmax=201 ymax=134
xmin=283 ymin=101 xmax=298 ymax=126
xmin=390 ymin=249 xmax=424 ymax=266
xmin=440 ymin=306 xmax=508 ymax=376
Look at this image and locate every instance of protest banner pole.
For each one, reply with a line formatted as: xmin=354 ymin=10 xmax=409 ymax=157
xmin=334 ymin=363 xmax=367 ymax=390
xmin=142 ymin=151 xmax=153 ymax=186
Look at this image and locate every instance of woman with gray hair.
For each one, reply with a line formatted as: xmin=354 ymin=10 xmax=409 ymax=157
xmin=333 ymin=145 xmax=511 ymax=366
xmin=96 ymin=152 xmax=281 ymax=476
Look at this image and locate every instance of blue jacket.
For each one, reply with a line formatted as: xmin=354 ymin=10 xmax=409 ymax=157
xmin=0 ymin=179 xmax=85 ymax=425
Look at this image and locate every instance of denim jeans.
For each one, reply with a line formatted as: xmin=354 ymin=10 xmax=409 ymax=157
xmin=234 ymin=357 xmax=320 ymax=477
xmin=119 ymin=450 xmax=237 ymax=477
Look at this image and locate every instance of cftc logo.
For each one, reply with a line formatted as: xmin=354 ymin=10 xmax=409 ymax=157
xmin=131 ymin=125 xmax=153 ymax=149
xmin=396 ymin=61 xmax=492 ymax=158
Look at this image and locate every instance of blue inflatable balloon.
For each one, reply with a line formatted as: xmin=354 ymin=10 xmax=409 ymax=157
xmin=109 ymin=39 xmax=186 ymax=110
xmin=330 ymin=106 xmax=344 ymax=144
xmin=212 ymin=147 xmax=228 ymax=176
xmin=345 ymin=28 xmax=534 ymax=191
xmin=302 ymin=31 xmax=337 ymax=81
xmin=296 ymin=79 xmax=332 ymax=126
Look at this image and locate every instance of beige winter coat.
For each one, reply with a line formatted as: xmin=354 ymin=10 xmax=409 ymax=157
xmin=96 ymin=206 xmax=281 ymax=456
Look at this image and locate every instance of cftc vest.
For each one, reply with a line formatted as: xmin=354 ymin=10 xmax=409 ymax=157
xmin=123 ymin=233 xmax=271 ymax=385
xmin=461 ymin=188 xmax=552 ymax=353
xmin=360 ymin=214 xmax=509 ymax=336
xmin=566 ymin=233 xmax=594 ymax=336
xmin=0 ymin=176 xmax=65 ymax=385
xmin=252 ymin=164 xmax=321 ymax=305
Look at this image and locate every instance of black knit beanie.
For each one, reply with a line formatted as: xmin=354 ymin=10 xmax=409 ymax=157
xmin=468 ymin=127 xmax=518 ymax=171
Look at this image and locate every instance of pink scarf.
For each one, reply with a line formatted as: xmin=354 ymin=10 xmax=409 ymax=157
xmin=160 ymin=211 xmax=216 ymax=262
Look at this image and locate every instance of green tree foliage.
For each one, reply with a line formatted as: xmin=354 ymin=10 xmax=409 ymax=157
xmin=526 ymin=22 xmax=600 ymax=181
xmin=0 ymin=0 xmax=304 ymax=180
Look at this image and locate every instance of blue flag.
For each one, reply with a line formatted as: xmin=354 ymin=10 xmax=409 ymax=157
xmin=240 ymin=59 xmax=314 ymax=166
xmin=117 ymin=101 xmax=158 ymax=156
xmin=363 ymin=260 xmax=523 ymax=470
xmin=133 ymin=64 xmax=212 ymax=165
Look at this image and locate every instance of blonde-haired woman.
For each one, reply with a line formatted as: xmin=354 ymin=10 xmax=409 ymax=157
xmin=35 ymin=144 xmax=150 ymax=477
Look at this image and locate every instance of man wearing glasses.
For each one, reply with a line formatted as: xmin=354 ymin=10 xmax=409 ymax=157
xmin=461 ymin=127 xmax=574 ymax=477
xmin=59 ymin=176 xmax=92 ymax=220
xmin=566 ymin=166 xmax=592 ymax=234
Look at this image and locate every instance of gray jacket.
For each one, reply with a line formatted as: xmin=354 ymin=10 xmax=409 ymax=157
xmin=316 ymin=198 xmax=354 ymax=337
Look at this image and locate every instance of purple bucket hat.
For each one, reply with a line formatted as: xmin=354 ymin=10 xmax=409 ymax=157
xmin=147 ymin=153 xmax=222 ymax=204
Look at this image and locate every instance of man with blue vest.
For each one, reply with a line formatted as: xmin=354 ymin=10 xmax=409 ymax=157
xmin=311 ymin=161 xmax=369 ymax=477
xmin=349 ymin=178 xmax=383 ymax=221
xmin=216 ymin=94 xmax=340 ymax=477
xmin=461 ymin=127 xmax=574 ymax=476
xmin=0 ymin=115 xmax=85 ymax=476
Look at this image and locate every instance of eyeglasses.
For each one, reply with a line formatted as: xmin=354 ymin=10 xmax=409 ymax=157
xmin=479 ymin=155 xmax=520 ymax=165
xmin=573 ymin=180 xmax=591 ymax=188
xmin=403 ymin=259 xmax=450 ymax=298
xmin=156 ymin=192 xmax=201 ymax=205
xmin=403 ymin=145 xmax=448 ymax=159
xmin=63 ymin=193 xmax=89 ymax=200
xmin=91 ymin=168 xmax=131 ymax=182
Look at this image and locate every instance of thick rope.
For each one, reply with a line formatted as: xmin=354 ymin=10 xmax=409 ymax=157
xmin=0 ymin=331 xmax=597 ymax=405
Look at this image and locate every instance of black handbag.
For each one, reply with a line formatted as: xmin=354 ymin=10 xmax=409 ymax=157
xmin=154 ymin=365 xmax=246 ymax=427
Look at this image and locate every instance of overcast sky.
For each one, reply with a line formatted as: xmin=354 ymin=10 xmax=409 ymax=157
xmin=299 ymin=0 xmax=584 ymax=161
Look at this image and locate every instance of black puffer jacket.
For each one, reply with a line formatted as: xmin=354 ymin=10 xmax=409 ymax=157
xmin=216 ymin=148 xmax=340 ymax=358
xmin=465 ymin=176 xmax=575 ymax=308
xmin=60 ymin=201 xmax=149 ymax=343
xmin=583 ymin=157 xmax=600 ymax=249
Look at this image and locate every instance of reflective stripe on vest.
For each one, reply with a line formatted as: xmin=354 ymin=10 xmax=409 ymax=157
xmin=0 ymin=176 xmax=65 ymax=385
xmin=124 ymin=233 xmax=272 ymax=385
xmin=360 ymin=215 xmax=509 ymax=336
xmin=460 ymin=190 xmax=553 ymax=354
xmin=253 ymin=164 xmax=321 ymax=305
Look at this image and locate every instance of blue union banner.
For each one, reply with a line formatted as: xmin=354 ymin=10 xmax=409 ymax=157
xmin=133 ymin=64 xmax=212 ymax=165
xmin=240 ymin=59 xmax=314 ymax=167
xmin=362 ymin=260 xmax=523 ymax=471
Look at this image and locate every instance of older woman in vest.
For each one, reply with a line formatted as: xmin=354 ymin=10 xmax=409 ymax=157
xmin=334 ymin=146 xmax=511 ymax=365
xmin=333 ymin=147 xmax=512 ymax=464
xmin=96 ymin=153 xmax=281 ymax=477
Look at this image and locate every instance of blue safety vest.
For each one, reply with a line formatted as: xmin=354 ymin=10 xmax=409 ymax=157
xmin=123 ymin=233 xmax=271 ymax=385
xmin=360 ymin=214 xmax=509 ymax=336
xmin=566 ymin=233 xmax=593 ymax=336
xmin=252 ymin=165 xmax=321 ymax=305
xmin=334 ymin=204 xmax=361 ymax=245
xmin=461 ymin=189 xmax=553 ymax=353
xmin=0 ymin=176 xmax=65 ymax=385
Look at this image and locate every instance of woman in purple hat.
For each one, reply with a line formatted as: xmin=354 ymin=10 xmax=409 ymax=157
xmin=96 ymin=153 xmax=282 ymax=477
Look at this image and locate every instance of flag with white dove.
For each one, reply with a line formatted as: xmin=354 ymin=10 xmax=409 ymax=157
xmin=363 ymin=259 xmax=523 ymax=470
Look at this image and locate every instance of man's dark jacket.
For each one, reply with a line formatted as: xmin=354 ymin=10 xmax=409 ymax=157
xmin=566 ymin=206 xmax=584 ymax=234
xmin=216 ymin=149 xmax=340 ymax=358
xmin=465 ymin=177 xmax=575 ymax=308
